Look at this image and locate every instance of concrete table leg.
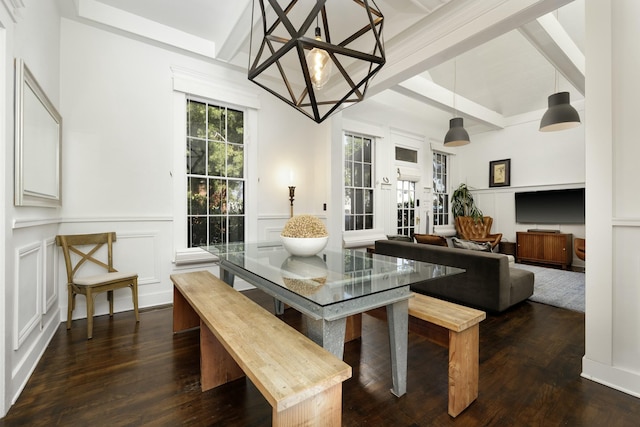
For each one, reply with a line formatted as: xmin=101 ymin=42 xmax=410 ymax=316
xmin=387 ymin=299 xmax=409 ymax=397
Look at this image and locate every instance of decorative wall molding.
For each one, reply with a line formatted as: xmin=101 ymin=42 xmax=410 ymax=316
xmin=12 ymin=217 xmax=62 ymax=229
xmin=171 ymin=66 xmax=261 ymax=110
xmin=116 ymin=231 xmax=162 ymax=286
xmin=42 ymin=237 xmax=57 ymax=315
xmin=13 ymin=215 xmax=172 ymax=229
xmin=14 ymin=242 xmax=41 ymax=350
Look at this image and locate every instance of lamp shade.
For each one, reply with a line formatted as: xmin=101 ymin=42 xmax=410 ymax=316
xmin=444 ymin=117 xmax=470 ymax=147
xmin=539 ymin=91 xmax=581 ymax=132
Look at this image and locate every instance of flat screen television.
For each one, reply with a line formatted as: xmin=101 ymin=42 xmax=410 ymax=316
xmin=515 ymin=188 xmax=585 ymax=224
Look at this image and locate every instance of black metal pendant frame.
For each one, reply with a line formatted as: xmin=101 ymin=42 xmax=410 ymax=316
xmin=248 ymin=0 xmax=385 ymax=123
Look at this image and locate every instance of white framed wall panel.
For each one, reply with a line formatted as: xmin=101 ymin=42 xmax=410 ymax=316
xmin=13 ymin=242 xmax=41 ymax=350
xmin=42 ymin=237 xmax=57 ymax=314
xmin=612 ymin=226 xmax=640 ymax=375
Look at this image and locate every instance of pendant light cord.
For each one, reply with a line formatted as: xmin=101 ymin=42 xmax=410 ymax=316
xmin=453 ymin=58 xmax=457 ymax=116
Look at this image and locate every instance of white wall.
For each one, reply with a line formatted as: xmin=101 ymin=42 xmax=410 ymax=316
xmin=454 ymin=108 xmax=586 ymax=267
xmin=582 ymin=0 xmax=640 ymax=398
xmin=2 ymin=0 xmax=63 ymax=415
xmin=58 ymin=17 xmax=329 ymax=312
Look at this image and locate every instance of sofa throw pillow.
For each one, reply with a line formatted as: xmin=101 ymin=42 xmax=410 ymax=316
xmin=451 ymin=237 xmax=493 ymax=252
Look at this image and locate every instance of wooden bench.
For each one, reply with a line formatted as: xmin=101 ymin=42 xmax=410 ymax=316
xmin=408 ymin=293 xmax=486 ymax=417
xmin=171 ymin=271 xmax=352 ymax=427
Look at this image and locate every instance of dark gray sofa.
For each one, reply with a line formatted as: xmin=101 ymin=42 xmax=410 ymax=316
xmin=375 ymin=239 xmax=534 ymax=313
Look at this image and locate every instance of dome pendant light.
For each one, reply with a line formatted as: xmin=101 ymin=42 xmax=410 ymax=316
xmin=539 ymin=91 xmax=581 ymax=132
xmin=444 ymin=58 xmax=470 ymax=147
xmin=444 ymin=117 xmax=471 ymax=146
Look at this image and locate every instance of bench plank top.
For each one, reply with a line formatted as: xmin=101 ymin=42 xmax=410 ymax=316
xmin=408 ymin=293 xmax=486 ymax=332
xmin=170 ymin=271 xmax=352 ymax=411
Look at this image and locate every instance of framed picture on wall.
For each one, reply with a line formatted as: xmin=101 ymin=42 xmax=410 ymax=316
xmin=489 ymin=159 xmax=511 ymax=187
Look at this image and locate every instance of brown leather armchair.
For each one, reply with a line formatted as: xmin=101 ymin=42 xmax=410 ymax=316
xmin=454 ymin=216 xmax=502 ymax=249
xmin=575 ymin=238 xmax=585 ymax=260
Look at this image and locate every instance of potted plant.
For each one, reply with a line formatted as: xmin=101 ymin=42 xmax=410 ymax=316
xmin=450 ymin=183 xmax=483 ymax=221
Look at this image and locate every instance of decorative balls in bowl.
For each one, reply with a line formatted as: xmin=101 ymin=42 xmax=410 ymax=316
xmin=281 ymin=214 xmax=329 ymax=257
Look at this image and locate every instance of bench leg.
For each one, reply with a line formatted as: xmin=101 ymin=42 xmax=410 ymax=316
xmin=448 ymin=324 xmax=479 ymax=417
xmin=200 ymin=321 xmax=245 ymax=391
xmin=344 ymin=314 xmax=362 ymax=342
xmin=272 ymin=383 xmax=343 ymax=427
xmin=173 ymin=286 xmax=200 ymax=332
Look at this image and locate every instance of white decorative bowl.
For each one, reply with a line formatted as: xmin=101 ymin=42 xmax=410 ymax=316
xmin=281 ymin=236 xmax=329 ymax=257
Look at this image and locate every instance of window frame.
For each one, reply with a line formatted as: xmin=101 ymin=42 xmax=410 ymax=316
xmin=432 ymin=150 xmax=450 ymax=227
xmin=186 ymin=98 xmax=246 ymax=247
xmin=343 ymin=132 xmax=375 ymax=232
xmin=171 ymin=69 xmax=259 ymax=264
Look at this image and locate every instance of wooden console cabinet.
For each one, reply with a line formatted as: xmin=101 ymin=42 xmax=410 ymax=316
xmin=516 ymin=231 xmax=573 ymax=269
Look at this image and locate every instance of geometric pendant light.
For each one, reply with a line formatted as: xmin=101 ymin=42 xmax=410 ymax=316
xmin=248 ymin=0 xmax=385 ymax=124
xmin=539 ymin=91 xmax=581 ymax=132
xmin=444 ymin=58 xmax=470 ymax=146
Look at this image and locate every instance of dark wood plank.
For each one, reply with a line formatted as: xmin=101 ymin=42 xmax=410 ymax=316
xmin=2 ymin=292 xmax=640 ymax=426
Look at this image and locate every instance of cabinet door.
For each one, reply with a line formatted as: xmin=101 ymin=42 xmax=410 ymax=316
xmin=517 ymin=233 xmax=544 ymax=260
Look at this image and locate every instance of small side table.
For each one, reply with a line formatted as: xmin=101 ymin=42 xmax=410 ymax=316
xmin=498 ymin=241 xmax=516 ymax=257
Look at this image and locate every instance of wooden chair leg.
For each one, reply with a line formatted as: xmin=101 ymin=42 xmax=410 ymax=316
xmin=131 ymin=279 xmax=140 ymax=322
xmin=67 ymin=285 xmax=74 ymax=330
xmin=107 ymin=290 xmax=114 ymax=316
xmin=86 ymin=289 xmax=95 ymax=340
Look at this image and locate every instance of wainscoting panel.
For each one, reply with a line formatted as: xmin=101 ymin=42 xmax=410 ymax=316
xmin=13 ymin=242 xmax=42 ymax=350
xmin=612 ymin=227 xmax=640 ymax=376
xmin=114 ymin=231 xmax=161 ymax=286
xmin=42 ymin=237 xmax=57 ymax=315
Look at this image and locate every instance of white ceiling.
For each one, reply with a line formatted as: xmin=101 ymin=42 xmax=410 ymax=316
xmin=62 ymin=0 xmax=585 ymax=133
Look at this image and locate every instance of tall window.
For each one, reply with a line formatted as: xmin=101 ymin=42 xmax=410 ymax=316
xmin=433 ymin=151 xmax=449 ymax=226
xmin=186 ymin=99 xmax=245 ymax=247
xmin=344 ymin=133 xmax=374 ymax=231
xmin=397 ymin=180 xmax=416 ymax=236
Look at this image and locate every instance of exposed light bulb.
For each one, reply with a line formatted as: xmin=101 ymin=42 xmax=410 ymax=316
xmin=306 ymin=27 xmax=332 ymax=90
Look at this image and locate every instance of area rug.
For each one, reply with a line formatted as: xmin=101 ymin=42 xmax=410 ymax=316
xmin=514 ymin=263 xmax=585 ymax=312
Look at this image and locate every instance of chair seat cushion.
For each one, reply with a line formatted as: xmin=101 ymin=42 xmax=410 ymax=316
xmin=74 ymin=271 xmax=137 ymax=286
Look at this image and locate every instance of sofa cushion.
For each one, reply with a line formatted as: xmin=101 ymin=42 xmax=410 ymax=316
xmin=451 ymin=237 xmax=492 ymax=252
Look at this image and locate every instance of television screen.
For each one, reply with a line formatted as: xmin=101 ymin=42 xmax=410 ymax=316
xmin=515 ymin=188 xmax=585 ymax=224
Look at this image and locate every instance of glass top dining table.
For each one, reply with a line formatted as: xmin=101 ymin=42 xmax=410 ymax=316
xmin=204 ymin=241 xmax=464 ymax=397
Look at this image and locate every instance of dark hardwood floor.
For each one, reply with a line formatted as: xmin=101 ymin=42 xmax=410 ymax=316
xmin=2 ymin=290 xmax=640 ymax=426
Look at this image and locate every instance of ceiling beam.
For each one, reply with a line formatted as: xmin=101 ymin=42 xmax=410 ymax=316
xmin=369 ymin=0 xmax=575 ymax=97
xmin=216 ymin=0 xmax=253 ymax=63
xmin=391 ymin=76 xmax=505 ymax=130
xmin=75 ymin=0 xmax=216 ymax=59
xmin=519 ymin=13 xmax=585 ymax=95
